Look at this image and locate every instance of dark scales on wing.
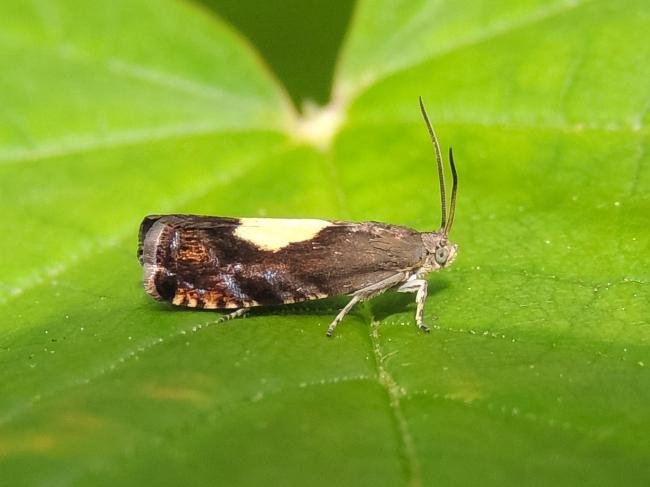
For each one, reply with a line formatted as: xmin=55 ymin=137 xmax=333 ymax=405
xmin=139 ymin=215 xmax=427 ymax=309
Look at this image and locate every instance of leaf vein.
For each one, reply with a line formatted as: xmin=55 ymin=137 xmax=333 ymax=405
xmin=370 ymin=320 xmax=422 ymax=487
xmin=0 ymin=125 xmax=280 ymax=166
xmin=339 ymin=0 xmax=596 ymax=104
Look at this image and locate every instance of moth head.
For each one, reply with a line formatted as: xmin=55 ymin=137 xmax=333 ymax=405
xmin=422 ymin=233 xmax=458 ymax=270
xmin=434 ymin=241 xmax=458 ymax=267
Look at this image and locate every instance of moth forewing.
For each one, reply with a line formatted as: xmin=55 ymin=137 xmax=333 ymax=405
xmin=139 ymin=215 xmax=428 ymax=310
xmin=138 ymin=98 xmax=458 ymax=336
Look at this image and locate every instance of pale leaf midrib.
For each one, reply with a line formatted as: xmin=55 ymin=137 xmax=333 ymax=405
xmin=334 ymin=0 xmax=597 ymax=105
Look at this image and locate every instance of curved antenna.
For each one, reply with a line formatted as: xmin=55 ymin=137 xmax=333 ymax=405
xmin=419 ymin=96 xmax=446 ymax=230
xmin=445 ymin=147 xmax=458 ymax=235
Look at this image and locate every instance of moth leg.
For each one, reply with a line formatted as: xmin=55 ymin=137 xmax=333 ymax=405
xmin=216 ymin=307 xmax=249 ymax=323
xmin=326 ymin=296 xmax=361 ymax=337
xmin=397 ymin=279 xmax=430 ymax=333
xmin=327 ymin=273 xmax=408 ymax=337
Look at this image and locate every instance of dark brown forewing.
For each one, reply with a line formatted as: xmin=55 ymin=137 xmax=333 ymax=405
xmin=140 ymin=215 xmax=426 ymax=309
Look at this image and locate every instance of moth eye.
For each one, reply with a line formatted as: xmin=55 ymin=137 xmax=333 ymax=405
xmin=435 ymin=247 xmax=449 ymax=265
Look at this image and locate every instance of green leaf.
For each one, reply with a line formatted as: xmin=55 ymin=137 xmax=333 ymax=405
xmin=1 ymin=0 xmax=649 ymax=485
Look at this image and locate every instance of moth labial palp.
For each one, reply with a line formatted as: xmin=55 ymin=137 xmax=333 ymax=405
xmin=137 ymin=97 xmax=459 ymax=337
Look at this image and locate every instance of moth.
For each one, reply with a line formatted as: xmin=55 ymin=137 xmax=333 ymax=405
xmin=138 ymin=98 xmax=458 ymax=336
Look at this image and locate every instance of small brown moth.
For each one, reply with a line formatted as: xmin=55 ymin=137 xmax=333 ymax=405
xmin=138 ymin=98 xmax=458 ymax=336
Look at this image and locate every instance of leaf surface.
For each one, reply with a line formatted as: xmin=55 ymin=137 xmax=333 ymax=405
xmin=1 ymin=0 xmax=649 ymax=485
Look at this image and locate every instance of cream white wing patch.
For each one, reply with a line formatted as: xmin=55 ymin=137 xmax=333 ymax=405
xmin=235 ymin=218 xmax=332 ymax=251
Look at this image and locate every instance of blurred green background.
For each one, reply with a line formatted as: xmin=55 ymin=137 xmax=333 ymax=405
xmin=0 ymin=1 xmax=649 ymax=486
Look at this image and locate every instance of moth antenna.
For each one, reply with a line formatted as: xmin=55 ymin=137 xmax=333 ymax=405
xmin=419 ymin=97 xmax=447 ymax=231
xmin=445 ymin=147 xmax=458 ymax=235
